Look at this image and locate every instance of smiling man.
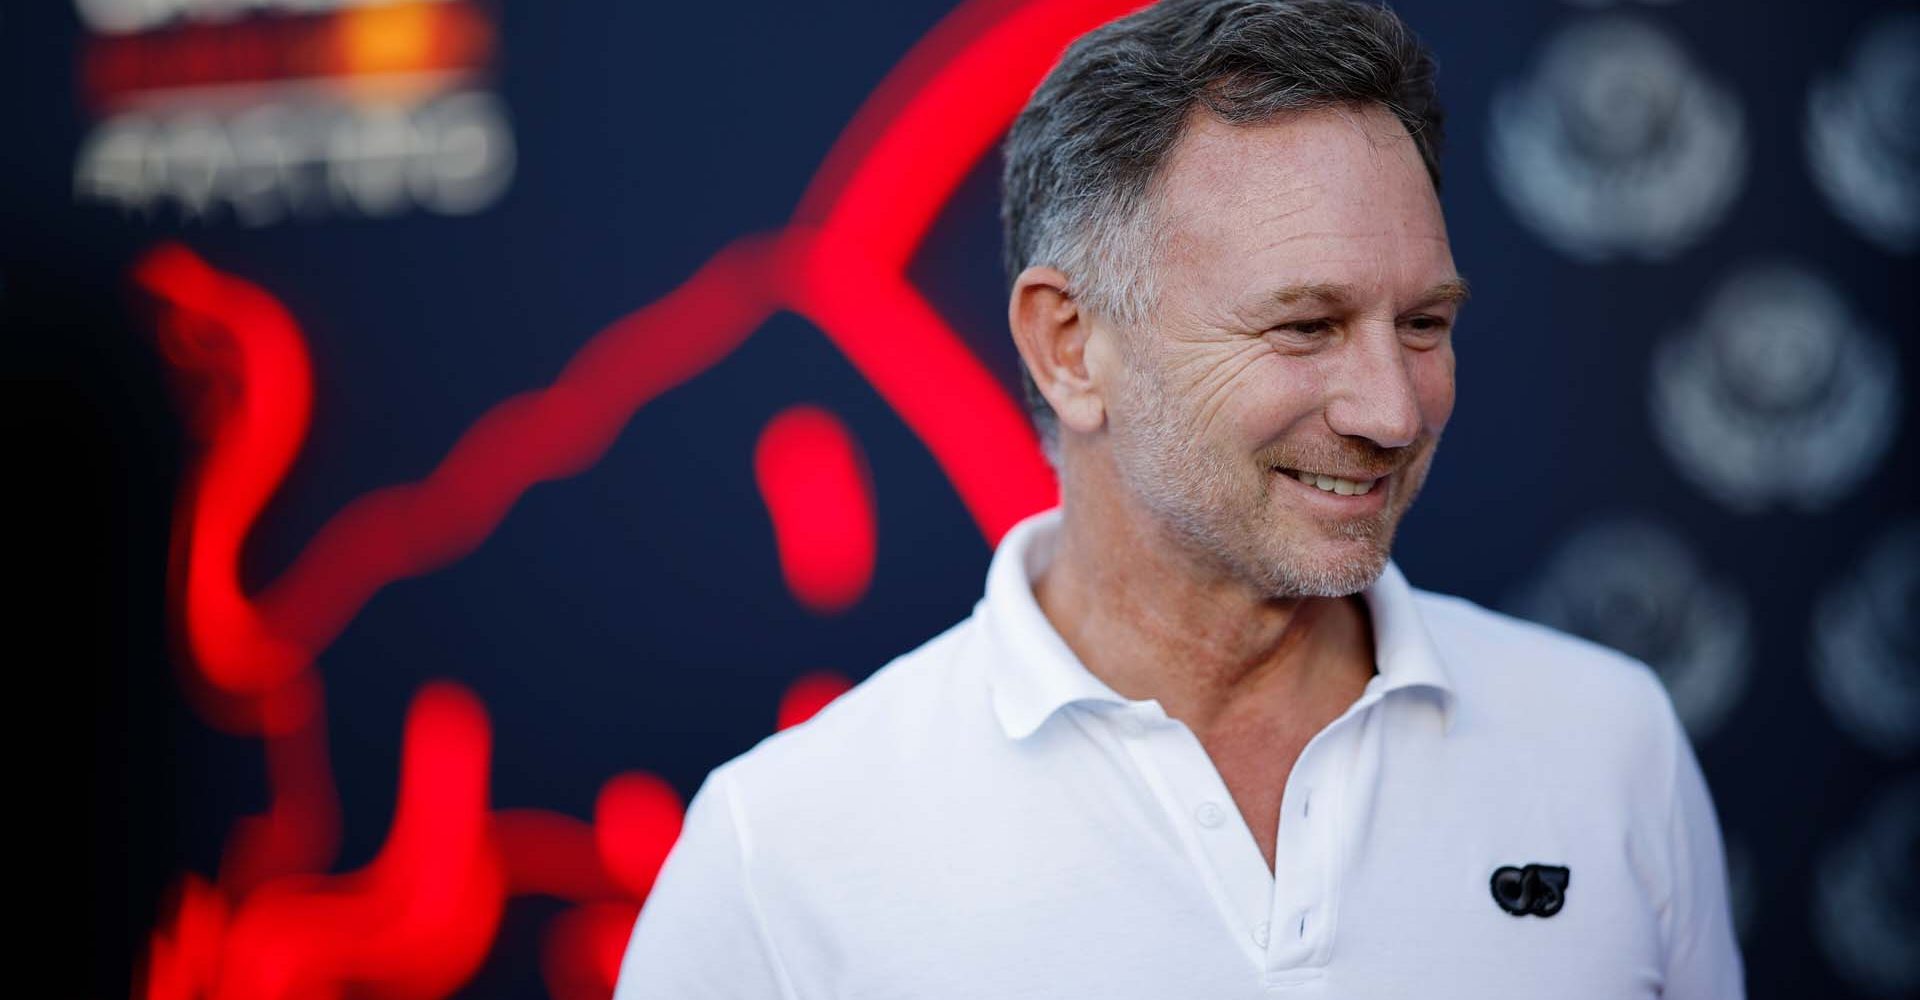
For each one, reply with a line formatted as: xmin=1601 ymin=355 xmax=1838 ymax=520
xmin=615 ymin=1 xmax=1743 ymax=997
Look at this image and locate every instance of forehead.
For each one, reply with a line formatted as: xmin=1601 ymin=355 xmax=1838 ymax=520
xmin=1149 ymin=102 xmax=1452 ymax=307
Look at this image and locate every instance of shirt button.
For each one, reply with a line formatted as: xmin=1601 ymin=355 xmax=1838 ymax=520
xmin=1252 ymin=922 xmax=1270 ymax=947
xmin=1194 ymin=802 xmax=1225 ymax=828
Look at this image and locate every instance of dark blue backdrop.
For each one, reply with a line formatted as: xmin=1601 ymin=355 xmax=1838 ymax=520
xmin=10 ymin=0 xmax=1912 ymax=996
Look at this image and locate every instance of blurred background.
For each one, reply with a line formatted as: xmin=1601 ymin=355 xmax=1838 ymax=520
xmin=8 ymin=0 xmax=1912 ymax=996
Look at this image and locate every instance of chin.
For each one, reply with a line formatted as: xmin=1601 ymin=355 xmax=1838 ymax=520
xmin=1251 ymin=538 xmax=1391 ymax=600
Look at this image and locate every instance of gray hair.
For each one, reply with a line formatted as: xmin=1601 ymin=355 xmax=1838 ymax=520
xmin=999 ymin=0 xmax=1445 ymax=453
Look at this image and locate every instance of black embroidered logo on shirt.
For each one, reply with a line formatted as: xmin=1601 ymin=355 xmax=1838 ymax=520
xmin=1490 ymin=863 xmax=1570 ymax=917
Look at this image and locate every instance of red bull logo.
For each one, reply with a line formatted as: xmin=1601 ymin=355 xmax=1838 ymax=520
xmin=136 ymin=1 xmax=1150 ymax=996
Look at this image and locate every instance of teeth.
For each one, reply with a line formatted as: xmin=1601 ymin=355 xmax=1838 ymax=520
xmin=1292 ymin=470 xmax=1377 ymax=496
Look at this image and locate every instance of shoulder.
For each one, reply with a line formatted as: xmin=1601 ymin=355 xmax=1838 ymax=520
xmin=707 ymin=612 xmax=992 ymax=816
xmin=1411 ymin=585 xmax=1684 ymax=762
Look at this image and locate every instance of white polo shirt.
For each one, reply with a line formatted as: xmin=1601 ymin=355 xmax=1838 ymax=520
xmin=615 ymin=507 xmax=1743 ymax=999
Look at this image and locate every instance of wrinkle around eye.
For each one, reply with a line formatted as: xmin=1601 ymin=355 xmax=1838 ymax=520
xmin=1264 ymin=321 xmax=1337 ymax=352
xmin=1180 ymin=340 xmax=1271 ymax=430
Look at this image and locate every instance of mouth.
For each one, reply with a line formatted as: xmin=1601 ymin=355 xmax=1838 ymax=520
xmin=1271 ymin=466 xmax=1391 ymax=504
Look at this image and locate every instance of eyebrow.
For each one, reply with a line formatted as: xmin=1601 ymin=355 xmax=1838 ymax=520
xmin=1264 ymin=277 xmax=1472 ymax=310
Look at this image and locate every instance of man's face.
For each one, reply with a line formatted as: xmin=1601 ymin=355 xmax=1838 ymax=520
xmin=1101 ymin=102 xmax=1462 ymax=599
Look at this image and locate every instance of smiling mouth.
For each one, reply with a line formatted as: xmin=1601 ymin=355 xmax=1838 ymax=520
xmin=1273 ymin=466 xmax=1386 ymax=497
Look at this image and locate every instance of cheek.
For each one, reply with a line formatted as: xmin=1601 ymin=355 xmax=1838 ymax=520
xmin=1411 ymin=346 xmax=1456 ymax=429
xmin=1170 ymin=347 xmax=1289 ymax=442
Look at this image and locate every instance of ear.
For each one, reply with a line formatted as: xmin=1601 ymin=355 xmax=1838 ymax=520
xmin=1008 ymin=266 xmax=1111 ymax=436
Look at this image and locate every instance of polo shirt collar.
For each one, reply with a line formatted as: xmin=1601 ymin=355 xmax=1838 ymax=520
xmin=982 ymin=508 xmax=1132 ymax=740
xmin=981 ymin=507 xmax=1457 ymax=741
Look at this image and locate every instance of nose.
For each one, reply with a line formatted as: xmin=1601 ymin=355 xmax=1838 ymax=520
xmin=1323 ymin=323 xmax=1422 ymax=449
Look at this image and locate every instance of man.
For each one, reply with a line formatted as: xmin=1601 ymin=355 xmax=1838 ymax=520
xmin=615 ymin=0 xmax=1744 ymax=996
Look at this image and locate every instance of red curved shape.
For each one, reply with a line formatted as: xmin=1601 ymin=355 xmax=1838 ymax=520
xmin=261 ymin=231 xmax=790 ymax=661
xmin=138 ymin=244 xmax=313 ymax=694
xmin=777 ymin=670 xmax=856 ymax=731
xmin=143 ymin=875 xmax=227 ymax=1000
xmin=793 ymin=0 xmax=1032 ymax=229
xmin=215 ymin=672 xmax=340 ymax=895
xmin=203 ymin=681 xmax=505 ymax=1000
xmin=594 ymin=773 xmax=686 ymax=901
xmin=493 ymin=809 xmax=623 ymax=901
xmin=803 ymin=0 xmax=1155 ymax=272
xmin=790 ymin=260 xmax=1056 ymax=544
xmin=754 ymin=405 xmax=878 ymax=614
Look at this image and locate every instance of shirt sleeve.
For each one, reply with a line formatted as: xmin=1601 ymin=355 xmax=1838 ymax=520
xmin=1656 ymin=699 xmax=1746 ymax=1000
xmin=612 ymin=766 xmax=797 ymax=1000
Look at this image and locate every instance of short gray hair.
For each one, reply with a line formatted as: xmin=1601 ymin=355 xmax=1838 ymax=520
xmin=1000 ymin=0 xmax=1445 ymax=451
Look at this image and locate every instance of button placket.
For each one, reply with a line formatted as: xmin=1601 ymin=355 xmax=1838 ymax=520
xmin=1301 ymin=701 xmax=1385 ymax=967
xmin=1113 ymin=710 xmax=1276 ymax=971
xmin=1266 ymin=704 xmax=1367 ymax=973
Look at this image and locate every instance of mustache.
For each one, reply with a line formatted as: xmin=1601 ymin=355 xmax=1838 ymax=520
xmin=1262 ymin=437 xmax=1426 ymax=479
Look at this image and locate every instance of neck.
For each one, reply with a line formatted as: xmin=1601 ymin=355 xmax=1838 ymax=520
xmin=1034 ymin=482 xmax=1377 ymax=735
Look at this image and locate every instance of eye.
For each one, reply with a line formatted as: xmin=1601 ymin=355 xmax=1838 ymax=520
xmin=1275 ymin=318 xmax=1335 ymax=337
xmin=1401 ymin=314 xmax=1452 ymax=341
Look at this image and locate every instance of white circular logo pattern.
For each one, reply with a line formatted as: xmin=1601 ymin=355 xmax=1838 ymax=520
xmin=1508 ymin=518 xmax=1750 ymax=742
xmin=1649 ymin=263 xmax=1901 ymax=512
xmin=1813 ymin=523 xmax=1920 ymax=757
xmin=1814 ymin=779 xmax=1920 ymax=998
xmin=1807 ymin=13 xmax=1920 ymax=254
xmin=1488 ymin=15 xmax=1746 ymax=260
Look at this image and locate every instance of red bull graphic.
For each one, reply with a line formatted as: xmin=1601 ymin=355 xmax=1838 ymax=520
xmin=135 ymin=1 xmax=1152 ymax=996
